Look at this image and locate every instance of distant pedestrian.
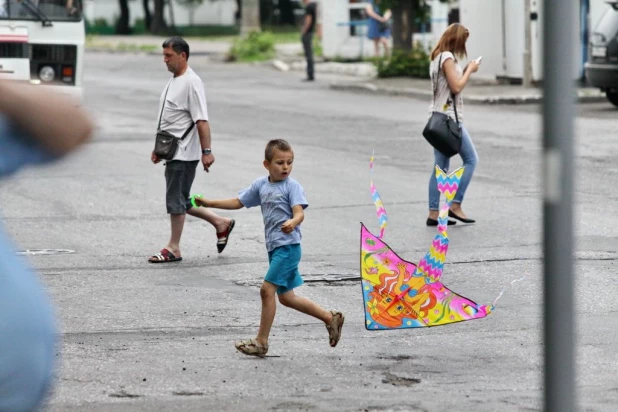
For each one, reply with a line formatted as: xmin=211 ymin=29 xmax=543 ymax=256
xmin=301 ymin=0 xmax=317 ymax=81
xmin=365 ymin=0 xmax=391 ymax=58
xmin=190 ymin=139 xmax=344 ymax=357
xmin=149 ymin=37 xmax=235 ymax=263
xmin=0 ymin=81 xmax=93 ymax=411
xmin=426 ymin=23 xmax=480 ymax=226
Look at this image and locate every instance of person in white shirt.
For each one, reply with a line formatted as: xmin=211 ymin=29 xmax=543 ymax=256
xmin=149 ymin=37 xmax=235 ymax=263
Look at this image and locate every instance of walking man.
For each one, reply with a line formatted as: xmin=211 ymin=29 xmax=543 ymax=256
xmin=301 ymin=0 xmax=317 ymax=82
xmin=149 ymin=37 xmax=235 ymax=263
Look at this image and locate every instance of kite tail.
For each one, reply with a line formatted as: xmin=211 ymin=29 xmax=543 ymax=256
xmin=417 ymin=166 xmax=466 ymax=282
xmin=491 ymin=275 xmax=528 ymax=308
xmin=435 ymin=166 xmax=465 ymax=206
xmin=435 ymin=166 xmax=465 ymax=231
xmin=370 ymin=153 xmax=388 ymax=239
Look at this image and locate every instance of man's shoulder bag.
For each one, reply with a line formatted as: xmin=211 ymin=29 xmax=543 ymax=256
xmin=154 ymin=81 xmax=195 ymax=161
xmin=422 ymin=53 xmax=462 ymax=158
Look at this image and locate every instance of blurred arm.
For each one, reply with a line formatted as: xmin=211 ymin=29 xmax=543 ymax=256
xmin=0 ymin=82 xmax=94 ymax=155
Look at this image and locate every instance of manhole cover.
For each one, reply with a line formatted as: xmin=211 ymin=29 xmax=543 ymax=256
xmin=15 ymin=249 xmax=76 ymax=256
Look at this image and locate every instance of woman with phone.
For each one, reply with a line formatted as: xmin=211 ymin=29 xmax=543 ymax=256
xmin=425 ymin=23 xmax=481 ymax=226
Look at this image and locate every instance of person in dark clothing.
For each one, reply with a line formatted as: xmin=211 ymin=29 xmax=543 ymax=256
xmin=301 ymin=0 xmax=317 ymax=81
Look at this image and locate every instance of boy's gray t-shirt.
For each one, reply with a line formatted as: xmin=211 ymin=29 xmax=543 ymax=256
xmin=238 ymin=176 xmax=308 ymax=252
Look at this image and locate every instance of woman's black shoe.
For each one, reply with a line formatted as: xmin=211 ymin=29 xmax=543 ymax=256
xmin=448 ymin=210 xmax=476 ymax=224
xmin=426 ymin=218 xmax=457 ymax=226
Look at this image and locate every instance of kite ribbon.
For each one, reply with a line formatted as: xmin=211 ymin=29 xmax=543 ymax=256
xmin=369 ymin=152 xmax=387 ymax=239
xmin=492 ymin=275 xmax=527 ymax=308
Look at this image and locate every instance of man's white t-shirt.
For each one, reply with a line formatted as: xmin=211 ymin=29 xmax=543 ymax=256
xmin=157 ymin=67 xmax=208 ymax=161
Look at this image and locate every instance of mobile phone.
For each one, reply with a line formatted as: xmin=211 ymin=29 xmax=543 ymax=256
xmin=475 ymin=56 xmax=483 ymax=64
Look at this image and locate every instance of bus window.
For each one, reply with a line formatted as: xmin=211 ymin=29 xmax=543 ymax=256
xmin=0 ymin=0 xmax=82 ymax=22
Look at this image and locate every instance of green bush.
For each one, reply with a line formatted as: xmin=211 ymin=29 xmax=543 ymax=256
xmin=375 ymin=44 xmax=430 ymax=78
xmin=228 ymin=31 xmax=276 ymax=62
xmin=179 ymin=25 xmax=239 ymax=37
xmin=85 ymin=18 xmax=114 ymax=35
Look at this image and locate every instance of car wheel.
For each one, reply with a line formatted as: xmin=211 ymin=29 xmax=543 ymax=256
xmin=606 ymin=91 xmax=618 ymax=108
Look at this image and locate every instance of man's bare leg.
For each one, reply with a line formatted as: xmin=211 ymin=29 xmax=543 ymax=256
xmin=187 ymin=206 xmax=233 ymax=234
xmin=164 ymin=213 xmax=185 ymax=257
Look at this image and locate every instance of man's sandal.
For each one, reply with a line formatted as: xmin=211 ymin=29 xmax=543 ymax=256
xmin=326 ymin=311 xmax=345 ymax=347
xmin=235 ymin=338 xmax=268 ymax=358
xmin=216 ymin=219 xmax=235 ymax=253
xmin=148 ymin=249 xmax=182 ymax=263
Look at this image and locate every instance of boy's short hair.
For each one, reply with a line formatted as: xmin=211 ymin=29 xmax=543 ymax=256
xmin=265 ymin=139 xmax=292 ymax=162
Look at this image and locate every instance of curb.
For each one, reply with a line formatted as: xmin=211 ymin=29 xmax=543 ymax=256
xmin=85 ymin=47 xmax=222 ymax=57
xmin=329 ymin=82 xmax=608 ymax=105
xmin=272 ymin=59 xmax=377 ymax=77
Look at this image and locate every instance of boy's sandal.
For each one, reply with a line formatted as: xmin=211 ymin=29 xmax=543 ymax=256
xmin=190 ymin=194 xmax=204 ymax=209
xmin=326 ymin=311 xmax=345 ymax=347
xmin=216 ymin=219 xmax=236 ymax=253
xmin=148 ymin=249 xmax=182 ymax=263
xmin=235 ymin=338 xmax=268 ymax=358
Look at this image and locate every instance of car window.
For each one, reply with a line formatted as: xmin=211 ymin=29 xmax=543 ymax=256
xmin=594 ymin=6 xmax=618 ymax=40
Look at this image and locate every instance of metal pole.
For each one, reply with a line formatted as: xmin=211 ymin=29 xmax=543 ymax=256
xmin=543 ymin=0 xmax=576 ymax=411
xmin=523 ymin=0 xmax=533 ymax=87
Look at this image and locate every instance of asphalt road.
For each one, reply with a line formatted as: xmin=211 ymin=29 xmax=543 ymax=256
xmin=1 ymin=52 xmax=617 ymax=411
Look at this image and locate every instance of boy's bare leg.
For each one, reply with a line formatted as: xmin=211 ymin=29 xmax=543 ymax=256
xmin=278 ymin=290 xmax=333 ymax=325
xmin=187 ymin=206 xmax=233 ymax=234
xmin=255 ymin=281 xmax=278 ymax=347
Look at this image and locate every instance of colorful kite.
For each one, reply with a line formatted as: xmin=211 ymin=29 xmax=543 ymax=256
xmin=361 ymin=164 xmax=493 ymax=330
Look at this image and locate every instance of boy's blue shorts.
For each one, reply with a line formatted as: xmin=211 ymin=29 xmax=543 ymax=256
xmin=265 ymin=244 xmax=304 ymax=295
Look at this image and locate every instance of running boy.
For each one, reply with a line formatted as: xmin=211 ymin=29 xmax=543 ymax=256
xmin=191 ymin=139 xmax=344 ymax=357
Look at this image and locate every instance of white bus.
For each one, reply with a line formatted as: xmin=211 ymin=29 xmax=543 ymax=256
xmin=0 ymin=0 xmax=84 ymax=99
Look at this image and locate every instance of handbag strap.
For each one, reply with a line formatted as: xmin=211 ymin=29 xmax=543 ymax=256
xmin=157 ymin=79 xmax=196 ymax=140
xmin=157 ymin=79 xmax=172 ymax=131
xmin=433 ymin=52 xmax=460 ymax=125
xmin=179 ymin=122 xmax=195 ymax=140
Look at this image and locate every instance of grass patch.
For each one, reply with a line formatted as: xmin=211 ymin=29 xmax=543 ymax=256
xmin=85 ymin=37 xmax=158 ymax=53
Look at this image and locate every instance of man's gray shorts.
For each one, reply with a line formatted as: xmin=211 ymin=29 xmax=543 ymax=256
xmin=165 ymin=160 xmax=199 ymax=214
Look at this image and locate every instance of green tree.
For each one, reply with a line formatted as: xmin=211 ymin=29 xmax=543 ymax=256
xmin=241 ymin=0 xmax=261 ymax=35
xmin=177 ymin=0 xmax=204 ymax=26
xmin=151 ymin=0 xmax=168 ymax=34
xmin=381 ymin=0 xmax=450 ymax=51
xmin=115 ymin=0 xmax=131 ymax=34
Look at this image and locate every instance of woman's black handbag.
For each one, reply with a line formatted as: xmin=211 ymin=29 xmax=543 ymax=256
xmin=422 ymin=53 xmax=462 ymax=158
xmin=153 ymin=81 xmax=195 ymax=161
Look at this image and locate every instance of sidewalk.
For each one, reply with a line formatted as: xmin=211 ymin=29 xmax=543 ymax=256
xmin=327 ymin=76 xmax=606 ymax=105
xmin=85 ymin=35 xmax=303 ymax=59
xmin=86 ymin=36 xmax=605 ymax=105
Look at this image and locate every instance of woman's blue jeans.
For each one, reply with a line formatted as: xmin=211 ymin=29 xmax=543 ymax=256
xmin=428 ymin=125 xmax=478 ymax=210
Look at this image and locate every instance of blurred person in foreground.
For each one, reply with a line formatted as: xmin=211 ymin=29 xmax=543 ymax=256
xmin=0 ymin=81 xmax=93 ymax=411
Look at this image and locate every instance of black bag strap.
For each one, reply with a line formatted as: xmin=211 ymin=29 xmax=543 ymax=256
xmin=179 ymin=122 xmax=195 ymax=140
xmin=157 ymin=78 xmax=195 ymax=140
xmin=157 ymin=79 xmax=172 ymax=131
xmin=433 ymin=52 xmax=460 ymax=125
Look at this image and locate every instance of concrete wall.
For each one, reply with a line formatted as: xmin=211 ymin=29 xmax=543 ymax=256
xmin=83 ymin=0 xmax=236 ymax=26
xmin=461 ymin=0 xmax=583 ymax=82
